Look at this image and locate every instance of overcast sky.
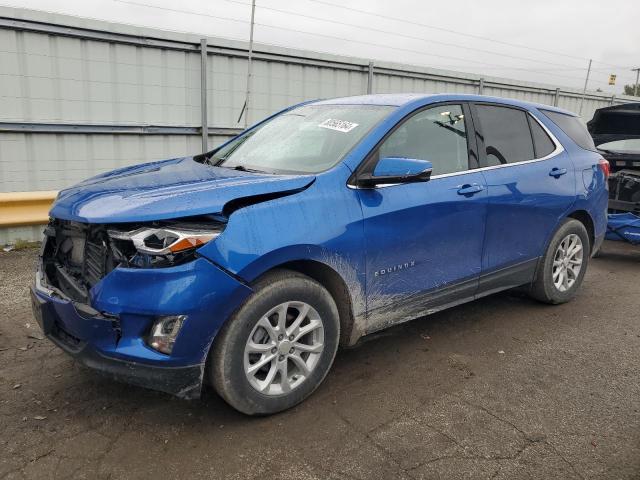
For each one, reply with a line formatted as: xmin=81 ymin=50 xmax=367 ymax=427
xmin=6 ymin=0 xmax=640 ymax=93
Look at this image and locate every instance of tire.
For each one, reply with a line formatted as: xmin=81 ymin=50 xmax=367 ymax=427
xmin=209 ymin=269 xmax=340 ymax=415
xmin=529 ymin=218 xmax=590 ymax=304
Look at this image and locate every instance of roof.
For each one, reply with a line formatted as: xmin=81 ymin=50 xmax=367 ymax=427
xmin=313 ymin=93 xmax=575 ymax=115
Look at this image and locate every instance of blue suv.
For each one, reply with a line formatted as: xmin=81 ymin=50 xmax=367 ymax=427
xmin=31 ymin=94 xmax=609 ymax=414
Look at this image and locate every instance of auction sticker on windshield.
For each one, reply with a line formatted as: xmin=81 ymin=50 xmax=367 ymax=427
xmin=318 ymin=118 xmax=359 ymax=133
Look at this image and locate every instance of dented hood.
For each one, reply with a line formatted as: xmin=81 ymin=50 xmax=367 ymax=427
xmin=50 ymin=157 xmax=315 ymax=223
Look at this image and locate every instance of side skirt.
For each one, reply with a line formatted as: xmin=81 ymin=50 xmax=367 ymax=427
xmin=364 ymin=258 xmax=539 ymax=336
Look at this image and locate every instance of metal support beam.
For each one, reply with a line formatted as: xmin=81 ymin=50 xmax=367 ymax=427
xmin=0 ymin=16 xmax=365 ymax=72
xmin=554 ymin=88 xmax=560 ymax=106
xmin=367 ymin=61 xmax=374 ymax=94
xmin=478 ymin=78 xmax=484 ymax=95
xmin=200 ymin=38 xmax=208 ymax=153
xmin=0 ymin=122 xmax=242 ymax=136
xmin=610 ymin=95 xmax=616 ymax=106
xmin=0 ymin=17 xmax=200 ymax=52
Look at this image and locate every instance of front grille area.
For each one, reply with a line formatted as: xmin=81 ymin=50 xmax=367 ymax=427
xmin=84 ymin=239 xmax=107 ymax=287
xmin=41 ymin=216 xmax=223 ymax=303
xmin=42 ymin=219 xmax=119 ymax=303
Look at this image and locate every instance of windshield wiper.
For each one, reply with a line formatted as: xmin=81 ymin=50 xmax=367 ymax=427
xmin=231 ymin=165 xmax=268 ymax=173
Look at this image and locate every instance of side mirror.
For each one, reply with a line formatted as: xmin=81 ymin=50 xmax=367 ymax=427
xmin=357 ymin=157 xmax=433 ymax=188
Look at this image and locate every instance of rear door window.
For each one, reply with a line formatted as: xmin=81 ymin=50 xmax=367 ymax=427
xmin=541 ymin=110 xmax=596 ymax=151
xmin=475 ymin=105 xmax=534 ymax=166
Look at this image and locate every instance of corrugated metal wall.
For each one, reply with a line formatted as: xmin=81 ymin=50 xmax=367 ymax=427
xmin=1 ymin=6 xmax=639 ymax=242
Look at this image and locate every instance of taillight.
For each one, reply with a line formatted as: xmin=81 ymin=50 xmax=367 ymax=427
xmin=598 ymin=158 xmax=610 ymax=179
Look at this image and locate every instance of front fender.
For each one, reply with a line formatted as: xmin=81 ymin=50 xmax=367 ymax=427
xmin=197 ymin=164 xmax=367 ymax=319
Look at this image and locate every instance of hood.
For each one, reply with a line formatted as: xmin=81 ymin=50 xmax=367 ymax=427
xmin=50 ymin=157 xmax=315 ymax=223
xmin=588 ymin=103 xmax=640 ymax=148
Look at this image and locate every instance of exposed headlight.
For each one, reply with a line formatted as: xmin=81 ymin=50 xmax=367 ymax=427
xmin=148 ymin=315 xmax=187 ymax=354
xmin=109 ymin=226 xmax=221 ymax=255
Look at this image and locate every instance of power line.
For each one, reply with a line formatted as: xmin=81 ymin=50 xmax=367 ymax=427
xmin=15 ymin=0 xmax=631 ymax=88
xmin=225 ymin=0 xmax=635 ymax=82
xmin=217 ymin=0 xmax=589 ymax=72
xmin=114 ymin=0 xmax=615 ymax=86
xmin=301 ymin=0 xmax=634 ymax=71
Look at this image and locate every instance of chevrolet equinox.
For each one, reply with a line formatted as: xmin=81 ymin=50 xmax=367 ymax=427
xmin=31 ymin=94 xmax=609 ymax=414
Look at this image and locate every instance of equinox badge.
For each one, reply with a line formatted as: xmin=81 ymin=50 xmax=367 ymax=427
xmin=374 ymin=261 xmax=416 ymax=277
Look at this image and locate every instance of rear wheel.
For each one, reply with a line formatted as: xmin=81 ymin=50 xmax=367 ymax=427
xmin=529 ymin=219 xmax=590 ymax=304
xmin=209 ymin=270 xmax=340 ymax=415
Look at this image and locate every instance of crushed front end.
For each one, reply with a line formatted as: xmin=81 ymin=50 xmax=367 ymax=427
xmin=31 ymin=218 xmax=252 ymax=398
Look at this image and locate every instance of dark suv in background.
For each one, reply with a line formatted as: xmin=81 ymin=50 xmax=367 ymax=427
xmin=588 ymin=103 xmax=640 ymax=213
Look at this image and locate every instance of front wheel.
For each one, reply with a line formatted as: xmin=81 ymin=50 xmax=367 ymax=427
xmin=209 ymin=270 xmax=340 ymax=415
xmin=529 ymin=219 xmax=590 ymax=304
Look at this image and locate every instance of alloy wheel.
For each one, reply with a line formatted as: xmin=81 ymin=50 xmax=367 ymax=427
xmin=552 ymin=233 xmax=584 ymax=292
xmin=244 ymin=301 xmax=324 ymax=395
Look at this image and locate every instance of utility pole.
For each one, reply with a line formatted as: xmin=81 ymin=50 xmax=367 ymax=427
xmin=200 ymin=39 xmax=208 ymax=153
xmin=579 ymin=59 xmax=592 ymax=116
xmin=633 ymin=67 xmax=640 ymax=97
xmin=242 ymin=0 xmax=257 ymax=128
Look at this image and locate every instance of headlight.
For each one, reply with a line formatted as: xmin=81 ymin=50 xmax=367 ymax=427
xmin=109 ymin=228 xmax=221 ymax=255
xmin=107 ymin=222 xmax=224 ymax=269
xmin=109 ymin=226 xmax=221 ymax=255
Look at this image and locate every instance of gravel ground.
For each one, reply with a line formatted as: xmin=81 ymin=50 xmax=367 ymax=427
xmin=0 ymin=242 xmax=639 ymax=480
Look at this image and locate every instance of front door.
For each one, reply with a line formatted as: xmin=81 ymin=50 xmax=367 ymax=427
xmin=356 ymin=103 xmax=488 ymax=333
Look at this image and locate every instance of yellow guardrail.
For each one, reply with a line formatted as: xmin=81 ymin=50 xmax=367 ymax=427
xmin=0 ymin=191 xmax=57 ymax=227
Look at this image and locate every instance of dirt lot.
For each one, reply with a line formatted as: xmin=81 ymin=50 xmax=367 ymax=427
xmin=0 ymin=242 xmax=639 ymax=480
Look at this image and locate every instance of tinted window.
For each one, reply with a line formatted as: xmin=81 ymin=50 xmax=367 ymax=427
xmin=475 ymin=105 xmax=534 ymax=166
xmin=541 ymin=110 xmax=596 ymax=151
xmin=378 ymin=104 xmax=469 ymax=176
xmin=529 ymin=116 xmax=556 ymax=158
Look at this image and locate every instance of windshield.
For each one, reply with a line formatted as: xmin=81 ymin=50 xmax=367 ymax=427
xmin=211 ymin=104 xmax=394 ymax=174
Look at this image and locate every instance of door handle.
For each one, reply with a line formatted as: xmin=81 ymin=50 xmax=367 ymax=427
xmin=456 ymin=184 xmax=484 ymax=196
xmin=549 ymin=167 xmax=568 ymax=178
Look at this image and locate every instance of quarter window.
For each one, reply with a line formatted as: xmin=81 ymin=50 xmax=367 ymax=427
xmin=529 ymin=116 xmax=556 ymax=158
xmin=377 ymin=104 xmax=469 ymax=176
xmin=475 ymin=105 xmax=534 ymax=166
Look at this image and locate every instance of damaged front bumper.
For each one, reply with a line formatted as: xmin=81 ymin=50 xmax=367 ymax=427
xmin=31 ymin=255 xmax=253 ymax=399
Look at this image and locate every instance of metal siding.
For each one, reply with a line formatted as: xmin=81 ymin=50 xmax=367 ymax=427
xmin=0 ymin=132 xmax=228 ymax=193
xmin=244 ymin=60 xmax=368 ymax=124
xmin=374 ymin=73 xmax=477 ymax=95
xmin=2 ymin=7 xmax=640 ymax=242
xmin=1 ymin=29 xmax=202 ymax=126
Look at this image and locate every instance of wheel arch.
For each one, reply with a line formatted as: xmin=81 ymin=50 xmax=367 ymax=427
xmin=254 ymin=259 xmax=362 ymax=347
xmin=533 ymin=209 xmax=595 ymax=285
xmin=567 ymin=209 xmax=595 ymax=252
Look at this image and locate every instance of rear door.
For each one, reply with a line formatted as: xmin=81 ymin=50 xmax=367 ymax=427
xmin=356 ymin=103 xmax=488 ymax=333
xmin=471 ymin=103 xmax=576 ymax=292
